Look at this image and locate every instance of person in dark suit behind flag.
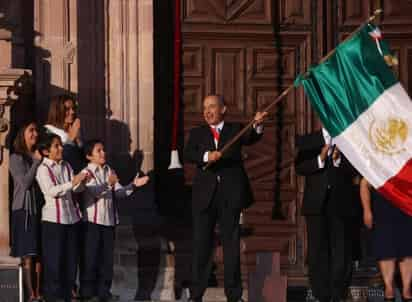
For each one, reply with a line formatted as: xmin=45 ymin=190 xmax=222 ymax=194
xmin=184 ymin=95 xmax=266 ymax=302
xmin=295 ymin=128 xmax=359 ymax=302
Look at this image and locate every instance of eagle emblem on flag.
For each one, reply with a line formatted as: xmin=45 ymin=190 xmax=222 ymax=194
xmin=369 ymin=117 xmax=409 ymax=155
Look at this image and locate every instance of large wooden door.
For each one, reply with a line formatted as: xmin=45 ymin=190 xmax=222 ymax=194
xmin=181 ymin=0 xmax=325 ymax=287
xmin=182 ymin=0 xmax=412 ymax=290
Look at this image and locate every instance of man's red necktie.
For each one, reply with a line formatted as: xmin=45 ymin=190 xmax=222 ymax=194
xmin=210 ymin=127 xmax=220 ymax=142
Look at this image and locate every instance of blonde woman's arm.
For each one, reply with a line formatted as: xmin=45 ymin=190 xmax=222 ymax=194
xmin=360 ymin=177 xmax=373 ymax=229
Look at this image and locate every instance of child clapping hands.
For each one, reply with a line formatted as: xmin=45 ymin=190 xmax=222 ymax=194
xmin=79 ymin=139 xmax=148 ymax=302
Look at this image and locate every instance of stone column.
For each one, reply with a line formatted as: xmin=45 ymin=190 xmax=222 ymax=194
xmin=106 ymin=0 xmax=154 ymax=173
xmin=33 ymin=0 xmax=78 ymax=120
xmin=138 ymin=0 xmax=154 ymax=172
xmin=0 ymin=0 xmax=33 ymax=265
xmin=0 ymin=31 xmax=12 ymax=68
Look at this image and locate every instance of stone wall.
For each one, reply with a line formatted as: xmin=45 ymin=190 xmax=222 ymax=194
xmin=3 ymin=1 xmax=168 ymax=300
xmin=33 ymin=0 xmax=154 ymax=173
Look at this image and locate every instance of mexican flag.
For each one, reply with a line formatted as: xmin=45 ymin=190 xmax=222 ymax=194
xmin=295 ymin=24 xmax=412 ymax=215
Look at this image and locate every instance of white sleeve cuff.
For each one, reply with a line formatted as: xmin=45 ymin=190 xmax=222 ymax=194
xmin=63 ymin=181 xmax=74 ymax=192
xmin=317 ymin=155 xmax=325 ymax=169
xmin=254 ymin=124 xmax=264 ymax=134
xmin=333 ymin=157 xmax=341 ymax=167
xmin=203 ymin=151 xmax=209 ymax=163
xmin=64 ymin=139 xmax=76 ymax=146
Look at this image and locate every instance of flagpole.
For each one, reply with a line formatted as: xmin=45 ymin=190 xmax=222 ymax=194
xmin=202 ymin=9 xmax=383 ymax=171
xmin=316 ymin=8 xmax=383 ymax=66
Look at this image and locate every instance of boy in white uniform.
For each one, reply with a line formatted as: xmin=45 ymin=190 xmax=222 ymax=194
xmin=80 ymin=139 xmax=149 ymax=302
xmin=36 ymin=133 xmax=89 ymax=302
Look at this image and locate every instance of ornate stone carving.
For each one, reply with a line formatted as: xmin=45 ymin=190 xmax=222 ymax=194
xmin=0 ymin=70 xmax=32 ymax=163
xmin=0 ymin=0 xmax=20 ymax=32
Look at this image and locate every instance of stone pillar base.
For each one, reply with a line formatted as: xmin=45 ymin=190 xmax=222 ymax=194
xmin=112 ymin=227 xmax=176 ymax=301
xmin=0 ymin=257 xmax=22 ymax=302
xmin=0 ymin=256 xmax=20 ymax=266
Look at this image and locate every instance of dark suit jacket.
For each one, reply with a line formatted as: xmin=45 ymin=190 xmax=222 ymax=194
xmin=295 ymin=130 xmax=358 ymax=217
xmin=184 ymin=122 xmax=262 ymax=213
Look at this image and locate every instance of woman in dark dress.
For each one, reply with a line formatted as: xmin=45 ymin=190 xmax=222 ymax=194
xmin=360 ymin=177 xmax=412 ymax=301
xmin=9 ymin=122 xmax=43 ymax=301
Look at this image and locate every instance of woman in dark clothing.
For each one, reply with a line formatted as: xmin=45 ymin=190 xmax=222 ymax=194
xmin=360 ymin=177 xmax=412 ymax=301
xmin=44 ymin=94 xmax=85 ymax=173
xmin=9 ymin=121 xmax=43 ymax=301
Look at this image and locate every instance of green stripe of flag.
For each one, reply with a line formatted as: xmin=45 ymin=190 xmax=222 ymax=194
xmin=294 ymin=24 xmax=397 ymax=137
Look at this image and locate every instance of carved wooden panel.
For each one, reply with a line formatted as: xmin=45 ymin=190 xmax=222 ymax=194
xmin=248 ymin=85 xmax=296 ymax=119
xmin=408 ymin=49 xmax=412 ymax=92
xmin=227 ymin=0 xmax=272 ymax=24
xmin=279 ymin=0 xmax=311 ymax=25
xmin=383 ymin=35 xmax=412 ymax=93
xmin=339 ymin=0 xmax=371 ymax=26
xmin=183 ymin=0 xmax=225 ymax=24
xmin=247 ymin=46 xmax=297 ymax=81
xmin=211 ymin=46 xmax=246 ymax=116
xmin=183 ymin=0 xmax=272 ymax=25
xmin=182 ymin=79 xmax=204 ymax=114
xmin=182 ymin=44 xmax=204 ymax=77
xmin=380 ymin=0 xmax=412 ymax=25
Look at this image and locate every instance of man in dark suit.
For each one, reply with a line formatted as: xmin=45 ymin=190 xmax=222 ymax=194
xmin=184 ymin=95 xmax=266 ymax=302
xmin=295 ymin=129 xmax=359 ymax=302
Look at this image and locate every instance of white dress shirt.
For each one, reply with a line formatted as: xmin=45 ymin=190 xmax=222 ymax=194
xmin=203 ymin=121 xmax=264 ymax=162
xmin=81 ymin=163 xmax=136 ymax=226
xmin=36 ymin=157 xmax=83 ymax=224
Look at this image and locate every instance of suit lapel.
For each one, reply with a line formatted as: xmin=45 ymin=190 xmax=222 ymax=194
xmin=217 ymin=122 xmax=231 ymax=150
xmin=203 ymin=125 xmax=216 ymax=150
xmin=317 ymin=130 xmax=326 ymax=145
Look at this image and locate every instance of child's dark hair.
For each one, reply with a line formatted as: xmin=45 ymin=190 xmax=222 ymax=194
xmin=83 ymin=139 xmax=104 ymax=159
xmin=37 ymin=132 xmax=61 ymax=156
